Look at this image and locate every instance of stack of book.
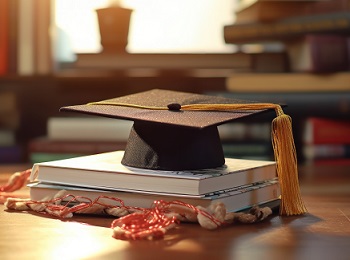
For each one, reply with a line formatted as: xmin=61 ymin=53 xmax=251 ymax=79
xmin=222 ymin=0 xmax=350 ymax=163
xmin=224 ymin=0 xmax=350 ymax=77
xmin=28 ymin=150 xmax=280 ymax=213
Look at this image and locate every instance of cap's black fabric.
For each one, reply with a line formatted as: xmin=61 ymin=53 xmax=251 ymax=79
xmin=121 ymin=121 xmax=225 ymax=170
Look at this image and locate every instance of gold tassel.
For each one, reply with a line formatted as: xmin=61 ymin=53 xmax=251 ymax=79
xmin=271 ymin=107 xmax=307 ymax=216
xmin=88 ymin=101 xmax=307 ymax=215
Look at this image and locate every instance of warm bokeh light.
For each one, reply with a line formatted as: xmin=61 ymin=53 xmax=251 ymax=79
xmin=55 ymin=0 xmax=236 ymax=59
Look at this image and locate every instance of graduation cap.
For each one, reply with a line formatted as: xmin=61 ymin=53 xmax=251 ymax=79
xmin=60 ymin=89 xmax=306 ymax=216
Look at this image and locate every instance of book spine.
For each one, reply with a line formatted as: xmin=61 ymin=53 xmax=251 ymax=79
xmin=286 ymin=34 xmax=349 ymax=73
xmin=17 ymin=0 xmax=35 ymax=75
xmin=33 ymin=0 xmax=53 ymax=75
xmin=0 ymin=145 xmax=22 ymax=163
xmin=0 ymin=0 xmax=9 ymax=75
xmin=47 ymin=117 xmax=132 ymax=141
xmin=213 ymin=91 xmax=350 ymax=119
xmin=28 ymin=139 xmax=126 ymax=154
xmin=303 ymin=144 xmax=350 ymax=160
xmin=310 ymin=158 xmax=350 ymax=166
xmin=303 ymin=117 xmax=350 ymax=144
xmin=224 ymin=12 xmax=350 ymax=44
xmin=7 ymin=0 xmax=19 ymax=74
xmin=225 ymin=72 xmax=350 ymax=93
xmin=0 ymin=130 xmax=16 ymax=146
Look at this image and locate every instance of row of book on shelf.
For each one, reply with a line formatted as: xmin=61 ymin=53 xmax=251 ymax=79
xmin=27 ymin=116 xmax=275 ymax=164
xmin=25 ymin=113 xmax=350 ymax=165
xmin=222 ymin=0 xmax=350 ymax=167
xmin=223 ymin=0 xmax=350 ymax=92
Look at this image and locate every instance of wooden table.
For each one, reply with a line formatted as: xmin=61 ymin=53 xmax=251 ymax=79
xmin=0 ymin=164 xmax=349 ymax=260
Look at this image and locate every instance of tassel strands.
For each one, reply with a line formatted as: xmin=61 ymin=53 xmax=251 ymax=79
xmin=183 ymin=103 xmax=307 ymax=216
xmin=271 ymin=111 xmax=307 ymax=215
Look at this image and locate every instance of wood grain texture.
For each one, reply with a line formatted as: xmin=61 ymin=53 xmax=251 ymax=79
xmin=0 ymin=165 xmax=349 ymax=260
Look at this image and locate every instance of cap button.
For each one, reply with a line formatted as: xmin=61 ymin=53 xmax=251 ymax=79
xmin=167 ymin=103 xmax=182 ymax=111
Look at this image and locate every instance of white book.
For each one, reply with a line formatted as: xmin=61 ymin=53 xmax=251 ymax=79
xmin=30 ymin=151 xmax=277 ymax=195
xmin=47 ymin=117 xmax=133 ymax=141
xmin=29 ymin=179 xmax=280 ymax=213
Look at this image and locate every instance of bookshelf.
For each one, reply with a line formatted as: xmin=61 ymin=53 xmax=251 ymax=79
xmin=222 ymin=0 xmax=350 ymax=165
xmin=1 ymin=0 xmax=350 ymax=165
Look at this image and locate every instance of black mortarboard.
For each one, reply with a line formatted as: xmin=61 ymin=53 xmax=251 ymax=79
xmin=60 ymin=89 xmax=266 ymax=170
xmin=60 ymin=89 xmax=306 ymax=216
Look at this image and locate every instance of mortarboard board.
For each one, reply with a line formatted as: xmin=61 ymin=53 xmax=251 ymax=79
xmin=61 ymin=89 xmax=268 ymax=171
xmin=60 ymin=89 xmax=306 ymax=216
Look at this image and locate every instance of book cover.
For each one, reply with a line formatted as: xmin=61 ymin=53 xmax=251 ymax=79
xmin=224 ymin=12 xmax=350 ymax=44
xmin=29 ymin=151 xmax=277 ymax=196
xmin=29 ymin=179 xmax=280 ymax=213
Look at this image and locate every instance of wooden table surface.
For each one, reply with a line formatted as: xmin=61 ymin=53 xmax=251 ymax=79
xmin=0 ymin=164 xmax=349 ymax=260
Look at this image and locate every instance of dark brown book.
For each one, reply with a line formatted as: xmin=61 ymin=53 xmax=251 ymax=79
xmin=224 ymin=12 xmax=350 ymax=44
xmin=7 ymin=0 xmax=18 ymax=74
xmin=75 ymin=52 xmax=289 ymax=73
xmin=286 ymin=34 xmax=349 ymax=72
xmin=33 ymin=0 xmax=53 ymax=74
xmin=235 ymin=0 xmax=350 ymax=24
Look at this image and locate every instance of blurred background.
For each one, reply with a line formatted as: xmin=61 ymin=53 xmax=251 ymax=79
xmin=0 ymin=0 xmax=349 ymax=187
